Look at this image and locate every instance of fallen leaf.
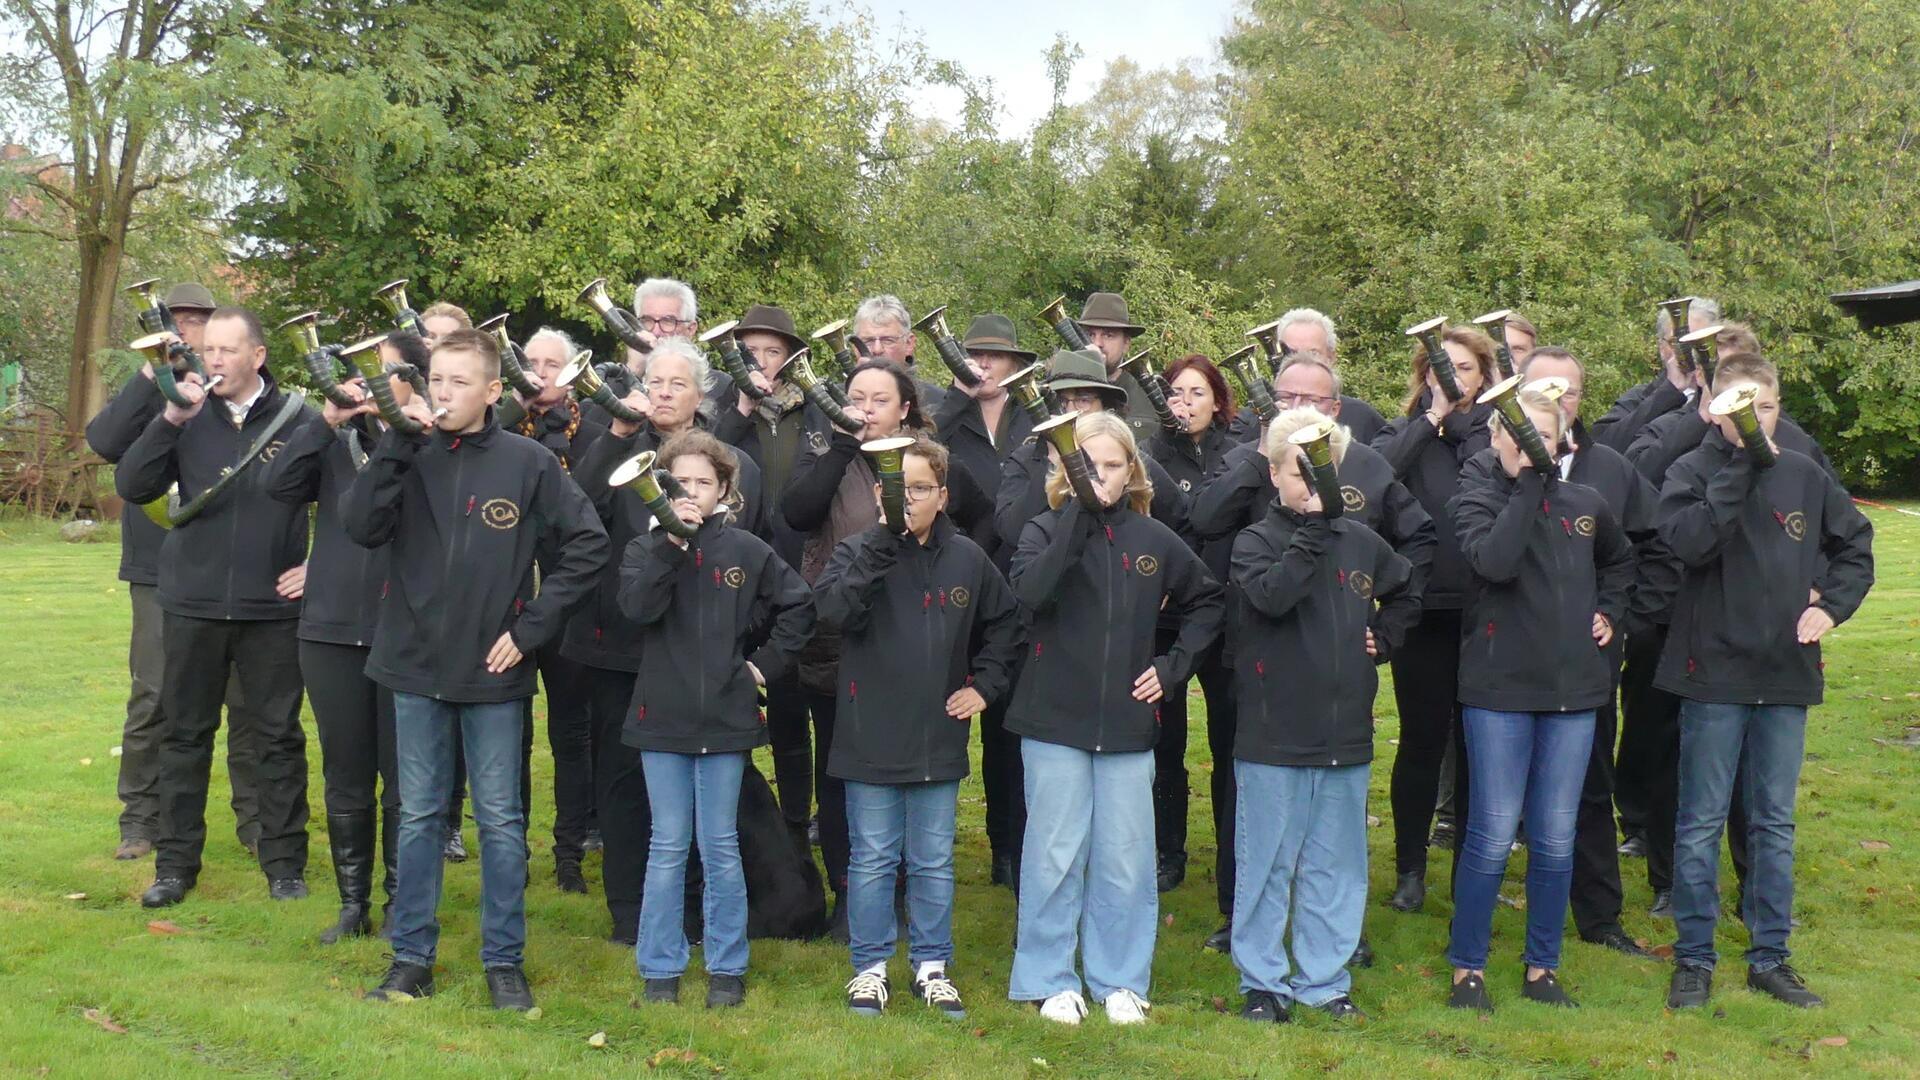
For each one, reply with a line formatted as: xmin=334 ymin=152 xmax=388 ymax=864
xmin=522 ymin=1006 xmax=543 ymax=1020
xmin=1163 ymin=913 xmax=1174 ymax=927
xmin=64 ymin=892 xmax=87 ymax=901
xmin=1210 ymin=996 xmax=1227 ymax=1013
xmin=1861 ymin=840 xmax=1893 ymax=852
xmin=1817 ymin=1036 xmax=1849 ymax=1048
xmin=970 ymin=1027 xmax=986 ymax=1037
xmin=1031 ymin=1059 xmax=1050 ymax=1070
xmin=146 ymin=920 xmax=181 ymax=935
xmin=79 ymin=757 xmax=93 ymax=766
xmin=587 ymin=1031 xmax=608 ymax=1049
xmin=81 ymin=1008 xmax=127 ymax=1034
xmin=1651 ymin=943 xmax=1675 ymax=958
xmin=110 ymin=746 xmax=123 ymax=758
xmin=1663 ymin=1050 xmax=1678 ymax=1063
xmin=1712 ymin=1007 xmax=1726 ymax=1019
xmin=1366 ymin=815 xmax=1382 ymax=828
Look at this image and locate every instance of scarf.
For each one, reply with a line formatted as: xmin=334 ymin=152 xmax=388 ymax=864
xmin=518 ymin=399 xmax=582 ymax=469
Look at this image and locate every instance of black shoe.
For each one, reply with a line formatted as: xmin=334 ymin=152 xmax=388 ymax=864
xmin=485 ymin=965 xmax=535 ymax=1011
xmin=140 ymin=876 xmax=190 ymax=908
xmin=1747 ymin=964 xmax=1824 ymax=1008
xmin=1649 ymin=889 xmax=1673 ymax=919
xmin=442 ymin=823 xmax=467 ymax=862
xmin=828 ymin=895 xmax=851 ymax=946
xmin=366 ymin=960 xmax=435 ymax=1002
xmin=1429 ymin=819 xmax=1457 ymax=849
xmin=1314 ymin=995 xmax=1367 ymax=1021
xmin=1240 ymin=989 xmax=1290 ymax=1023
xmin=1347 ymin=937 xmax=1375 ymax=969
xmin=269 ymin=877 xmax=309 ymax=901
xmin=1203 ymin=923 xmax=1232 ymax=954
xmin=320 ymin=904 xmax=372 ymax=945
xmin=1582 ymin=927 xmax=1652 ymax=958
xmin=846 ymin=971 xmax=889 ymax=1016
xmin=643 ymin=977 xmax=680 ymax=1004
xmin=556 ymin=859 xmax=588 ymax=895
xmin=1521 ymin=969 xmax=1577 ymax=1007
xmin=1448 ymin=973 xmax=1493 ymax=1012
xmin=583 ymin=828 xmax=604 ymax=854
xmin=114 ymin=837 xmax=153 ymax=861
xmin=914 ymin=969 xmax=966 ymax=1019
xmin=1618 ymin=835 xmax=1647 ymax=858
xmin=1156 ymin=855 xmax=1186 ymax=894
xmin=706 ymin=973 xmax=745 ymax=1009
xmin=1387 ymin=870 xmax=1426 ymax=912
xmin=609 ymin=928 xmax=637 ymax=947
xmin=990 ymin=852 xmax=1016 ymax=888
xmin=1667 ymin=964 xmax=1712 ymax=1009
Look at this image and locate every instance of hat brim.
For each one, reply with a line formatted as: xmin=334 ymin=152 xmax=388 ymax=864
xmin=1046 ymin=377 xmax=1130 ymax=409
xmin=962 ymin=338 xmax=1038 ymax=361
xmin=735 ymin=326 xmax=809 ymax=356
xmin=1075 ymin=318 xmax=1145 ymax=334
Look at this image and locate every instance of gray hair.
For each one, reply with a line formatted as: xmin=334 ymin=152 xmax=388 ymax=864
xmin=1274 ymin=351 xmax=1343 ymax=398
xmin=634 ymin=277 xmax=698 ymax=324
xmin=854 ymin=294 xmax=912 ymax=333
xmin=525 ymin=326 xmax=580 ymax=356
xmin=1277 ymin=307 xmax=1339 ymax=357
xmin=1656 ymin=295 xmax=1721 ymax=341
xmin=643 ymin=337 xmax=713 ymax=391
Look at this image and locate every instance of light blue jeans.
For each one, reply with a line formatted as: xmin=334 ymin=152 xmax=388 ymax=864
xmin=638 ymin=751 xmax=748 ymax=980
xmin=844 ymin=779 xmax=959 ymax=972
xmin=1231 ymin=761 xmax=1370 ymax=1005
xmin=1009 ymin=738 xmax=1157 ymax=1004
xmin=389 ymin=694 xmax=527 ymax=969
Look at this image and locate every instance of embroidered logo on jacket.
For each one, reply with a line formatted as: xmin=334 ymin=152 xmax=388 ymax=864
xmin=1134 ymin=554 xmax=1160 ymax=577
xmin=950 ymin=585 xmax=971 ymax=608
xmin=1341 ymin=485 xmax=1366 ymax=513
xmin=1782 ymin=510 xmax=1807 ymax=541
xmin=723 ymin=567 xmax=746 ymax=588
xmin=1574 ymin=515 xmax=1596 ymax=537
xmin=806 ymin=430 xmax=829 ymax=453
xmin=1349 ymin=570 xmax=1374 ymax=600
xmin=480 ymin=498 xmax=522 ymax=530
xmin=260 ymin=439 xmax=287 ymax=463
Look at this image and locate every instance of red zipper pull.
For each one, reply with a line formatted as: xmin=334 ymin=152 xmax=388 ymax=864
xmin=939 ymin=588 xmax=948 ymax=607
xmin=465 ymin=495 xmax=476 ymax=516
xmin=1104 ymin=524 xmax=1114 ymax=543
xmin=1122 ymin=553 xmax=1132 ymax=573
xmin=695 ymin=548 xmax=703 ymax=568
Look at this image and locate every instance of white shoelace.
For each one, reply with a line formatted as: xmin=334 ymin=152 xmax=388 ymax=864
xmin=846 ymin=971 xmax=890 ymax=1008
xmin=1105 ymin=988 xmax=1151 ymax=1023
xmin=1040 ymin=990 xmax=1088 ymax=1022
xmin=919 ymin=974 xmax=963 ymax=1006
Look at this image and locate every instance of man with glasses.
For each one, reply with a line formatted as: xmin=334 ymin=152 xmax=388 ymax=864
xmin=1235 ymin=308 xmax=1387 ymax=447
xmin=853 ymin=295 xmax=947 ymax=411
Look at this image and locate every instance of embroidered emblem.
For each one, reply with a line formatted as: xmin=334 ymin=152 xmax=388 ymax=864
xmin=480 ymin=498 xmax=521 ymax=530
xmin=260 ymin=439 xmax=287 ymax=463
xmin=950 ymin=585 xmax=970 ymax=608
xmin=1783 ymin=510 xmax=1806 ymax=541
xmin=1574 ymin=515 xmax=1596 ymax=537
xmin=723 ymin=566 xmax=746 ymax=588
xmin=1341 ymin=485 xmax=1366 ymax=513
xmin=1135 ymin=554 xmax=1160 ymax=577
xmin=1349 ymin=570 xmax=1374 ymax=599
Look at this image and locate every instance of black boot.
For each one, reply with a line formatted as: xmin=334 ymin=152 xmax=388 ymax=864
xmin=556 ymin=856 xmax=588 ymax=894
xmin=1387 ymin=869 xmax=1426 ymax=912
xmin=319 ymin=811 xmax=375 ymax=944
xmin=379 ymin=805 xmax=400 ymax=939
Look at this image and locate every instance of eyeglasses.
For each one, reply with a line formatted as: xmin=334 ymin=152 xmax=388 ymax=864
xmin=639 ymin=316 xmax=690 ymax=332
xmin=904 ymin=484 xmax=941 ymax=501
xmin=856 ymin=335 xmax=907 ymax=351
xmin=171 ymin=311 xmax=210 ymax=326
xmin=1274 ymin=391 xmax=1336 ymax=409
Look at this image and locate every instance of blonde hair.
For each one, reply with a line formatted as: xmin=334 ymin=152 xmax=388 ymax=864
xmin=1264 ymin=407 xmax=1353 ymax=471
xmin=1044 ymin=411 xmax=1153 ymax=514
xmin=1490 ymin=389 xmax=1566 ymax=446
xmin=420 ymin=301 xmax=472 ymax=328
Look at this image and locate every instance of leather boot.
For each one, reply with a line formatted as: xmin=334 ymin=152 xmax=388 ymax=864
xmin=319 ymin=811 xmax=374 ymax=944
xmin=379 ymin=805 xmax=400 ymax=939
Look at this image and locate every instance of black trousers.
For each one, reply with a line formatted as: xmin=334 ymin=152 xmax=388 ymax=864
xmin=1202 ymin=652 xmax=1241 ymax=917
xmin=298 ymin=641 xmax=398 ymax=819
xmin=155 ymin=614 xmax=309 ymax=882
xmin=538 ymin=645 xmax=597 ymax=861
xmin=980 ymin=657 xmax=1027 ymax=864
xmin=1389 ymin=608 xmax=1464 ymax=875
xmin=1150 ymin=632 xmax=1230 ymax=872
xmin=1570 ymin=665 xmax=1626 ymax=938
xmin=766 ymin=671 xmax=812 ymax=830
xmin=588 ymin=665 xmax=649 ymax=932
xmin=806 ymin=689 xmax=850 ymax=897
xmin=1613 ymin=628 xmax=1666 ymax=840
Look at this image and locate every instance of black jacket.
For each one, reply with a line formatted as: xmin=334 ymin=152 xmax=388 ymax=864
xmin=1591 ymin=376 xmax=1688 ymax=453
xmin=341 ymin=417 xmax=609 ymax=703
xmin=1653 ymin=435 xmax=1874 ymax=706
xmin=816 ymin=516 xmax=1022 ymax=784
xmin=1448 ymin=469 xmax=1635 ymax=712
xmin=1005 ymin=500 xmax=1223 ymax=753
xmin=616 ymin=518 xmax=815 ymax=753
xmin=1227 ymin=396 xmax=1386 ymax=449
xmin=993 ymin=435 xmax=1191 ymax=573
xmin=1628 ymin=406 xmax=1837 ymax=485
xmin=86 ymin=372 xmax=169 ymax=586
xmin=265 ymin=416 xmax=389 ymax=646
xmin=932 ymin=390 xmax=1035 ymax=561
xmin=1231 ymin=506 xmax=1418 ymax=767
xmin=114 ymin=374 xmax=317 ymax=621
xmin=783 ymin=429 xmax=994 ymax=540
xmin=1370 ymin=404 xmax=1494 ymax=610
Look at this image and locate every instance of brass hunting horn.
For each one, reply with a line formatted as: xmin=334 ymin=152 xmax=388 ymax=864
xmin=1473 ymin=309 xmax=1518 ymax=379
xmin=374 ymin=279 xmax=428 ymax=337
xmin=782 ymin=348 xmax=863 ymax=434
xmin=810 ymin=318 xmax=856 ymax=389
xmin=1033 ymin=412 xmax=1102 ymax=508
xmin=862 ymin=435 xmax=917 ymax=533
xmin=1478 ymin=373 xmax=1557 ymax=474
xmin=557 ymin=349 xmax=646 ymax=424
xmin=1246 ymin=319 xmax=1286 ymax=365
xmin=277 ymin=311 xmax=360 ymax=410
xmin=699 ymin=320 xmax=769 ymax=401
xmin=1287 ymin=416 xmax=1343 ymax=520
xmin=1708 ymin=385 xmax=1777 ymax=469
xmin=578 ymin=277 xmax=655 ymax=355
xmin=475 ymin=314 xmax=544 ymax=398
xmin=609 ymin=450 xmax=699 ymax=539
xmin=129 ymin=332 xmax=208 ymax=410
xmin=1678 ymin=324 xmax=1726 ymax=388
xmin=341 ymin=333 xmax=427 ymax=435
xmin=1001 ymin=362 xmax=1055 ymax=427
xmin=1226 ymin=344 xmax=1278 ymax=427
xmin=1116 ymin=348 xmax=1182 ymax=438
xmin=1659 ymin=296 xmax=1696 ymax=373
xmin=1406 ymin=316 xmax=1463 ymax=402
xmin=141 ymin=387 xmax=307 ymax=531
xmin=912 ymin=305 xmax=984 ymax=388
xmin=1038 ymin=296 xmax=1092 ymax=351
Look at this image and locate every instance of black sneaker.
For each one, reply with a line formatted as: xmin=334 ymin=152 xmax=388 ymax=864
xmin=1618 ymin=835 xmax=1647 ymax=858
xmin=140 ymin=876 xmax=191 ymax=908
xmin=1386 ymin=870 xmax=1426 ymax=913
xmin=555 ymin=859 xmax=588 ymax=895
xmin=989 ymin=852 xmax=1016 ymax=888
xmin=1156 ymin=855 xmax=1186 ymax=893
xmin=1202 ymin=922 xmax=1232 ymax=954
xmin=1313 ymin=995 xmax=1367 ymax=1021
xmin=583 ymin=829 xmax=604 ymax=854
xmin=268 ymin=878 xmax=309 ymax=901
xmin=846 ymin=971 xmax=889 ymax=1016
xmin=1448 ymin=973 xmax=1493 ymax=1013
xmin=1649 ymin=889 xmax=1673 ymax=919
xmin=706 ymin=973 xmax=745 ymax=1009
xmin=443 ymin=823 xmax=468 ymax=862
xmin=914 ymin=970 xmax=966 ymax=1019
xmin=1582 ymin=927 xmax=1653 ymax=958
xmin=1347 ymin=937 xmax=1375 ymax=968
xmin=485 ymin=964 xmax=535 ymax=1011
xmin=1241 ymin=989 xmax=1290 ymax=1023
xmin=1747 ymin=964 xmax=1824 ymax=1008
xmin=1667 ymin=965 xmax=1712 ymax=1009
xmin=1521 ymin=969 xmax=1577 ymax=1007
xmin=643 ymin=976 xmax=680 ymax=1004
xmin=366 ymin=960 xmax=435 ymax=1002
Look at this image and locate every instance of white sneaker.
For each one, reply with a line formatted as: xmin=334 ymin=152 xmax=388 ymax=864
xmin=1037 ymin=990 xmax=1088 ymax=1025
xmin=1104 ymin=988 xmax=1151 ymax=1025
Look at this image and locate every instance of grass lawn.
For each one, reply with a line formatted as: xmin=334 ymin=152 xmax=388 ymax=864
xmin=1 ymin=506 xmax=1917 ymax=1078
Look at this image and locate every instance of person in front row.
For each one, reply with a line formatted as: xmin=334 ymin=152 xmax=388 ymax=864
xmin=1228 ymin=411 xmax=1418 ymax=1023
xmin=1005 ymin=412 xmax=1223 ymax=1027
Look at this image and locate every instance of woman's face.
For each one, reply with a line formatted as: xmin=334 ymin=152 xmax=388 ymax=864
xmin=1167 ymin=368 xmax=1217 ymax=434
xmin=1082 ymin=433 xmax=1132 ymax=507
xmin=848 ymin=368 xmax=909 ymax=438
xmin=1492 ymin=403 xmax=1561 ymax=477
xmin=1269 ymin=446 xmax=1316 ymax=513
xmin=1439 ymin=341 xmax=1486 ymax=403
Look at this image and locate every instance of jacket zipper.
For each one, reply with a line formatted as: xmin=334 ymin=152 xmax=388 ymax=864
xmin=438 ymin=444 xmax=469 ymax=687
xmin=1547 ymin=496 xmax=1572 ymax=710
xmin=922 ymin=544 xmax=937 ymax=781
xmin=1328 ymin=558 xmax=1343 ymax=763
xmin=1098 ymin=521 xmax=1118 ymax=751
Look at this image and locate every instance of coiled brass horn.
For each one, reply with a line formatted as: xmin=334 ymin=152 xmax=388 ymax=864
xmin=341 ymin=333 xmax=425 ymax=435
xmin=1033 ymin=412 xmax=1102 ymax=508
xmin=699 ymin=320 xmax=770 ymax=402
xmin=1708 ymin=384 xmax=1777 ymax=469
xmin=863 ymin=435 xmax=918 ymax=533
xmin=374 ymin=279 xmax=428 ymax=337
xmin=277 ymin=311 xmax=361 ymax=410
xmin=1117 ymin=348 xmax=1182 ymax=438
xmin=1286 ymin=415 xmax=1343 ymax=520
xmin=912 ymin=305 xmax=984 ymax=388
xmin=1406 ymin=316 xmax=1462 ymax=402
xmin=1478 ymin=373 xmax=1557 ymax=474
xmin=1678 ymin=323 xmax=1726 ymax=388
xmin=577 ymin=277 xmax=655 ymax=355
xmin=1226 ymin=344 xmax=1278 ymax=427
xmin=474 ymin=314 xmax=544 ymax=398
xmin=1038 ymin=296 xmax=1092 ymax=351
xmin=1001 ymin=362 xmax=1055 ymax=427
xmin=609 ymin=450 xmax=699 ymax=539
xmin=783 ymin=348 xmax=862 ymax=434
xmin=1473 ymin=309 xmax=1517 ymax=379
xmin=1659 ymin=296 xmax=1696 ymax=372
xmin=557 ymin=348 xmax=646 ymax=424
xmin=140 ymin=383 xmax=301 ymax=532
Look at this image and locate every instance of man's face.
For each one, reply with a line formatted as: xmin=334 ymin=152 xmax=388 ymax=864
xmin=422 ymin=315 xmax=464 ymax=347
xmin=1086 ymin=326 xmax=1132 ymax=367
xmin=1523 ymin=354 xmax=1584 ymax=426
xmin=1278 ymin=321 xmax=1332 ymax=357
xmin=967 ymin=349 xmax=1020 ymax=400
xmin=1056 ymin=388 xmax=1108 ymax=416
xmin=201 ymin=315 xmax=265 ymax=400
xmin=520 ymin=336 xmax=573 ymax=409
xmin=1273 ymin=363 xmax=1341 ymax=419
xmin=1507 ymin=325 xmax=1537 ymax=365
xmin=853 ymin=318 xmax=914 ymax=367
xmin=639 ymin=296 xmax=695 ymax=342
xmin=428 ymin=347 xmax=501 ymax=432
xmin=897 ymin=453 xmax=948 ymax=538
xmin=645 ymin=352 xmax=702 ymax=434
xmin=739 ymin=330 xmax=792 ymax=380
xmin=168 ymin=306 xmax=211 ymax=351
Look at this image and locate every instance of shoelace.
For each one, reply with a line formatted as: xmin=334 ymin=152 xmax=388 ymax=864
xmin=846 ymin=972 xmax=889 ymax=1006
xmin=1772 ymin=965 xmax=1808 ymax=989
xmin=1108 ymin=989 xmax=1149 ymax=1015
xmin=490 ymin=968 xmax=528 ymax=994
xmin=919 ymin=975 xmax=962 ymax=1005
xmin=1044 ymin=991 xmax=1087 ymax=1017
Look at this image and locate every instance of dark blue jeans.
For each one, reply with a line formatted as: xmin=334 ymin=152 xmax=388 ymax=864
xmin=1673 ymin=701 xmax=1806 ymax=972
xmin=1448 ymin=708 xmax=1594 ymax=972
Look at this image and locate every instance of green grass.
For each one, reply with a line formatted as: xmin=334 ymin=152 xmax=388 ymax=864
xmin=2 ymin=507 xmax=1918 ymax=1078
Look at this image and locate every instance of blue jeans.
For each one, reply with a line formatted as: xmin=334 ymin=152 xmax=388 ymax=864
xmin=1674 ymin=701 xmax=1806 ymax=972
xmin=389 ymin=694 xmax=528 ymax=969
xmin=844 ymin=779 xmax=959 ymax=972
xmin=1448 ymin=708 xmax=1594 ymax=972
xmin=1009 ymin=739 xmax=1157 ymax=1003
xmin=638 ymin=751 xmax=748 ymax=979
xmin=1231 ymin=762 xmax=1369 ymax=1005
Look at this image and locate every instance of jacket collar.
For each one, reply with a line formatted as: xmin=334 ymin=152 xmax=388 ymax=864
xmin=431 ymin=408 xmax=502 ymax=451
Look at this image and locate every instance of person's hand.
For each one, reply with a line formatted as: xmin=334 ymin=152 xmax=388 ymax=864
xmin=746 ymin=660 xmax=765 ymax=688
xmin=399 ymin=398 xmax=437 ymax=431
xmin=1592 ymin=612 xmax=1614 ymax=648
xmin=1664 ymin=345 xmax=1691 ymax=391
xmin=663 ymin=496 xmax=703 ymax=547
xmin=1365 ymin=629 xmax=1378 ymax=657
xmin=162 ymin=371 xmax=208 ymax=426
xmin=954 ymin=357 xmax=989 ymax=397
xmin=610 ymin=390 xmax=651 ymax=437
xmin=1301 ymin=488 xmax=1324 ymax=516
xmin=276 ymin=562 xmax=308 ymax=600
xmin=1797 ymin=605 xmax=1835 ymax=644
xmin=321 ymin=379 xmax=375 ymax=428
xmin=946 ymin=686 xmax=986 ymax=719
xmin=1132 ymin=665 xmax=1164 ymax=703
xmin=733 ymin=370 xmax=775 ymax=416
xmin=516 ymin=369 xmax=548 ymax=400
xmin=1423 ymin=372 xmax=1451 ymax=427
xmin=485 ymin=631 xmax=524 ymax=674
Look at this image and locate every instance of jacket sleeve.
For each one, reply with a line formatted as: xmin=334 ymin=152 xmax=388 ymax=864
xmin=1629 ymin=411 xmax=1708 ymax=483
xmin=1232 ymin=517 xmax=1329 ymax=619
xmin=113 ymin=412 xmax=187 ymax=505
xmin=732 ymin=453 xmax=766 ymax=536
xmin=573 ymin=429 xmax=638 ymax=526
xmin=945 ymin=456 xmax=994 ymax=537
xmin=264 ymin=414 xmax=332 ymax=506
xmin=1008 ymin=504 xmax=1088 ymax=612
xmin=509 ymin=454 xmax=611 ymax=651
xmin=813 ymin=530 xmax=903 ymax=634
xmin=86 ymin=373 xmax=164 ymax=464
xmin=1379 ymin=478 xmax=1437 ymax=602
xmin=993 ymin=448 xmax=1048 ymax=555
xmin=1189 ymin=447 xmax=1264 ymax=541
xmin=708 ymin=389 xmax=753 ymax=449
xmin=745 ymin=545 xmax=816 ymax=684
xmin=341 ymin=427 xmax=423 ymax=549
xmin=1143 ymin=454 xmax=1194 ymax=545
xmin=1657 ymin=453 xmax=1754 ymax=568
xmin=1591 ymin=501 xmax=1635 ymax=629
xmin=1367 ymin=533 xmax=1420 ymax=663
xmin=617 ymin=530 xmax=689 ymax=626
xmin=781 ymin=430 xmax=860 ymax=533
xmin=1370 ymin=414 xmax=1435 ymax=479
xmin=1812 ymin=472 xmax=1874 ymax=625
xmin=966 ymin=554 xmax=1024 ymax=706
xmin=1451 ymin=470 xmax=1543 ymax=584
xmin=1594 ymin=379 xmax=1684 ymax=453
xmin=1446 ymin=407 xmax=1494 ymax=464
xmin=1155 ymin=534 xmax=1224 ymax=688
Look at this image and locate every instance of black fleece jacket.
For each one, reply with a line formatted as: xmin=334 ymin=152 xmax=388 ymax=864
xmin=341 ymin=417 xmax=609 ymax=703
xmin=615 ymin=518 xmax=816 ymax=753
xmin=1653 ymin=434 xmax=1873 ymax=706
xmin=1005 ymin=500 xmax=1223 ymax=753
xmin=993 ymin=434 xmax=1192 ymax=573
xmin=114 ymin=373 xmax=317 ymax=621
xmin=1448 ymin=469 xmax=1635 ymax=712
xmin=932 ymin=390 xmax=1035 ymax=561
xmin=1370 ymin=403 xmax=1495 ymax=610
xmin=1230 ymin=505 xmax=1418 ymax=767
xmin=85 ymin=372 xmax=168 ymax=585
xmin=815 ymin=515 xmax=1022 ymax=784
xmin=1591 ymin=376 xmax=1688 ymax=453
xmin=265 ymin=416 xmax=389 ymax=646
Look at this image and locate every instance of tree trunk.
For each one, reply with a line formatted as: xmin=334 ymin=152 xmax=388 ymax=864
xmin=66 ymin=234 xmax=122 ymax=443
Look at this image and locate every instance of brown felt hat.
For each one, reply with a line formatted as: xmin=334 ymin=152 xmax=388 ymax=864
xmin=1044 ymin=348 xmax=1130 ymax=411
xmin=162 ymin=282 xmax=218 ymax=313
xmin=960 ymin=313 xmax=1037 ymax=361
xmin=1076 ymin=291 xmax=1144 ymax=334
xmin=735 ymin=304 xmax=808 ymax=354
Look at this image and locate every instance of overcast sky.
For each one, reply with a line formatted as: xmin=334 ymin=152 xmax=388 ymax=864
xmin=810 ymin=0 xmax=1242 ymax=136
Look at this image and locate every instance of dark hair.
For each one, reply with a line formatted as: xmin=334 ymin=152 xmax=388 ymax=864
xmin=903 ymin=435 xmax=949 ymax=485
xmin=847 ymin=359 xmax=930 ymax=432
xmin=659 ymin=429 xmax=740 ymax=504
xmin=1402 ymin=326 xmax=1498 ymax=416
xmin=209 ymin=306 xmax=267 ymax=349
xmin=432 ymin=327 xmax=501 ymax=379
xmin=1162 ymin=353 xmax=1236 ymax=427
xmin=384 ymin=330 xmax=432 ymax=377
